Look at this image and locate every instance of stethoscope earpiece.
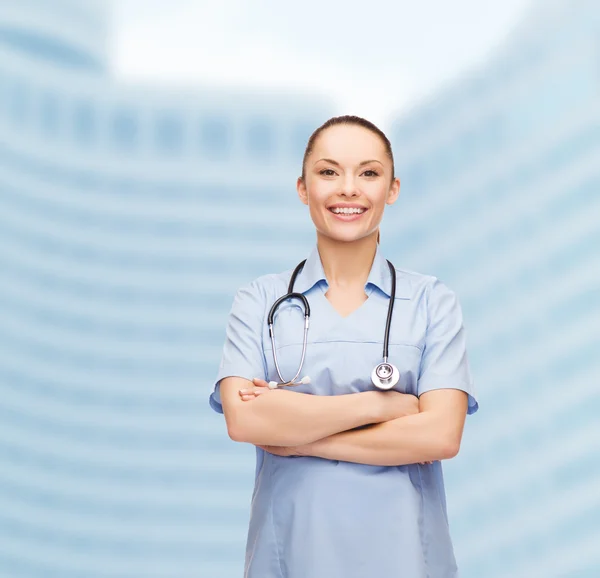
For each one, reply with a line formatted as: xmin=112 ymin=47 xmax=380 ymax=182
xmin=268 ymin=375 xmax=311 ymax=389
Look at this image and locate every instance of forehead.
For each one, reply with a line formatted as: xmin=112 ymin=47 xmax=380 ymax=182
xmin=312 ymin=124 xmax=387 ymax=161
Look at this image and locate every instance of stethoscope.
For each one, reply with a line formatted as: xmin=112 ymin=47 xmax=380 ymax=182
xmin=267 ymin=259 xmax=400 ymax=391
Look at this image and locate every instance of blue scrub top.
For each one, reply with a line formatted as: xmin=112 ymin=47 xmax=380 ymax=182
xmin=210 ymin=244 xmax=478 ymax=578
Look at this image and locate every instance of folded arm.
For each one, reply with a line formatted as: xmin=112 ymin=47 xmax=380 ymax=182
xmin=299 ymin=389 xmax=469 ymax=465
xmin=219 ymin=376 xmax=417 ymax=447
xmin=259 ymin=389 xmax=469 ymax=465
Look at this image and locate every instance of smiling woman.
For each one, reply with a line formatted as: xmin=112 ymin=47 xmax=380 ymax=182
xmin=298 ymin=116 xmax=397 ymax=246
xmin=209 ymin=115 xmax=478 ymax=578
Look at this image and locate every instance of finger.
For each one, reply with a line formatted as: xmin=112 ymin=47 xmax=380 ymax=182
xmin=252 ymin=378 xmax=270 ymax=388
xmin=239 ymin=387 xmax=268 ymax=398
xmin=240 ymin=394 xmax=255 ymax=401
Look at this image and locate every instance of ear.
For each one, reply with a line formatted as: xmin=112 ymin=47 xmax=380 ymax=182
xmin=297 ymin=176 xmax=309 ymax=206
xmin=386 ymin=177 xmax=400 ymax=206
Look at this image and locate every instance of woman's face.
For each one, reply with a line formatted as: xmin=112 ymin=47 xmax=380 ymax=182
xmin=297 ymin=124 xmax=400 ymax=244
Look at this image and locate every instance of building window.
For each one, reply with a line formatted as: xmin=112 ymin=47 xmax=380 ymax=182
xmin=199 ymin=117 xmax=230 ymax=160
xmin=390 ymin=119 xmax=413 ymax=147
xmin=39 ymin=91 xmax=60 ymax=137
xmin=0 ymin=27 xmax=102 ymax=71
xmin=155 ymin=113 xmax=183 ymax=155
xmin=245 ymin=118 xmax=273 ymax=158
xmin=404 ymin=160 xmax=427 ymax=194
xmin=72 ymin=99 xmax=96 ymax=146
xmin=430 ymin=143 xmax=455 ymax=183
xmin=8 ymin=78 xmax=28 ymax=127
xmin=0 ymin=78 xmax=6 ymax=119
xmin=291 ymin=121 xmax=315 ymax=161
xmin=111 ymin=107 xmax=139 ymax=150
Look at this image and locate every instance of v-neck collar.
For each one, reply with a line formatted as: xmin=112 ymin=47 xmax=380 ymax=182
xmin=292 ymin=244 xmax=412 ymax=299
xmin=316 ymin=278 xmax=375 ymax=319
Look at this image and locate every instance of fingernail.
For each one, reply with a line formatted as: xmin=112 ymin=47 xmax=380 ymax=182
xmin=240 ymin=389 xmax=248 ymax=393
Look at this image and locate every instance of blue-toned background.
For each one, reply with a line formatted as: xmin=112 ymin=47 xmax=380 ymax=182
xmin=0 ymin=1 xmax=598 ymax=576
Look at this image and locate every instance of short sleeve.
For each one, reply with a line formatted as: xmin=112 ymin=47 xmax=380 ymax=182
xmin=417 ymin=279 xmax=479 ymax=415
xmin=209 ymin=280 xmax=268 ymax=414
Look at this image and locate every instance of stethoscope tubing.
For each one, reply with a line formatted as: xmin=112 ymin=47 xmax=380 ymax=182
xmin=382 ymin=259 xmax=396 ymax=363
xmin=268 ymin=257 xmax=397 ymax=388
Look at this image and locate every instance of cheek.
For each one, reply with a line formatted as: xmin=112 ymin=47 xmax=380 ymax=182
xmin=308 ymin=202 xmax=327 ymax=226
xmin=367 ymin=185 xmax=390 ymax=208
xmin=306 ymin=184 xmax=331 ymax=211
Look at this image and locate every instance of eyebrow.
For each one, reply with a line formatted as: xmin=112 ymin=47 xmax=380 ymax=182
xmin=314 ymin=158 xmax=384 ymax=167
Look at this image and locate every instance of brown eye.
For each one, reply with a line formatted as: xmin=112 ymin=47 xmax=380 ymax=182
xmin=363 ymin=170 xmax=379 ymax=177
xmin=319 ymin=169 xmax=336 ymax=176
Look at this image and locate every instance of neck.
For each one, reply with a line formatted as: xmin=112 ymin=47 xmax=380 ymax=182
xmin=316 ymin=232 xmax=378 ymax=290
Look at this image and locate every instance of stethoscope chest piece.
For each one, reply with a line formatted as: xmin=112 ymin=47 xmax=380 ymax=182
xmin=371 ymin=362 xmax=400 ymax=390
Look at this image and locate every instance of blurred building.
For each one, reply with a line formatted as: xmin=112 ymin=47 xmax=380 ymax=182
xmin=0 ymin=1 xmax=331 ymax=577
xmin=1 ymin=0 xmax=599 ymax=577
xmin=387 ymin=0 xmax=600 ymax=576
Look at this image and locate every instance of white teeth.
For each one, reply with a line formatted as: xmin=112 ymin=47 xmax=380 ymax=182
xmin=330 ymin=207 xmax=366 ymax=215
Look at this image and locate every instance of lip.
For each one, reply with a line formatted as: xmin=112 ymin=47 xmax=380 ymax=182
xmin=327 ymin=203 xmax=369 ymax=210
xmin=327 ymin=203 xmax=369 ymax=222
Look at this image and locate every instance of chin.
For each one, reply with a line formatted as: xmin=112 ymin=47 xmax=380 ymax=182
xmin=323 ymin=230 xmax=371 ymax=244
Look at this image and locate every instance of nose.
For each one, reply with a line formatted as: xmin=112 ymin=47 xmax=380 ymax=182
xmin=340 ymin=174 xmax=358 ymax=197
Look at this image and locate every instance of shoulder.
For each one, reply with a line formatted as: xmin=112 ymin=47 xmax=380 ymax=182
xmin=390 ymin=263 xmax=442 ymax=298
xmin=393 ymin=265 xmax=437 ymax=289
xmin=390 ymin=264 xmax=461 ymax=312
xmin=233 ymin=268 xmax=294 ymax=305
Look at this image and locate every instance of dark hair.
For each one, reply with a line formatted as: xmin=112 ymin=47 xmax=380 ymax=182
xmin=300 ymin=115 xmax=395 ymax=181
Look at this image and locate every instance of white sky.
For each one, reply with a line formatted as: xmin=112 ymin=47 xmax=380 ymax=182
xmin=110 ymin=0 xmax=532 ymax=125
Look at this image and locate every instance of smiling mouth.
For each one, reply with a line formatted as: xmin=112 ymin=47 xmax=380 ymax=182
xmin=328 ymin=207 xmax=368 ymax=215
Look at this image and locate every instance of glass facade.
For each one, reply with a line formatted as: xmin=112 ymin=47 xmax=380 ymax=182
xmin=0 ymin=1 xmax=598 ymax=577
xmin=0 ymin=3 xmax=329 ymax=577
xmin=388 ymin=4 xmax=600 ymax=575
